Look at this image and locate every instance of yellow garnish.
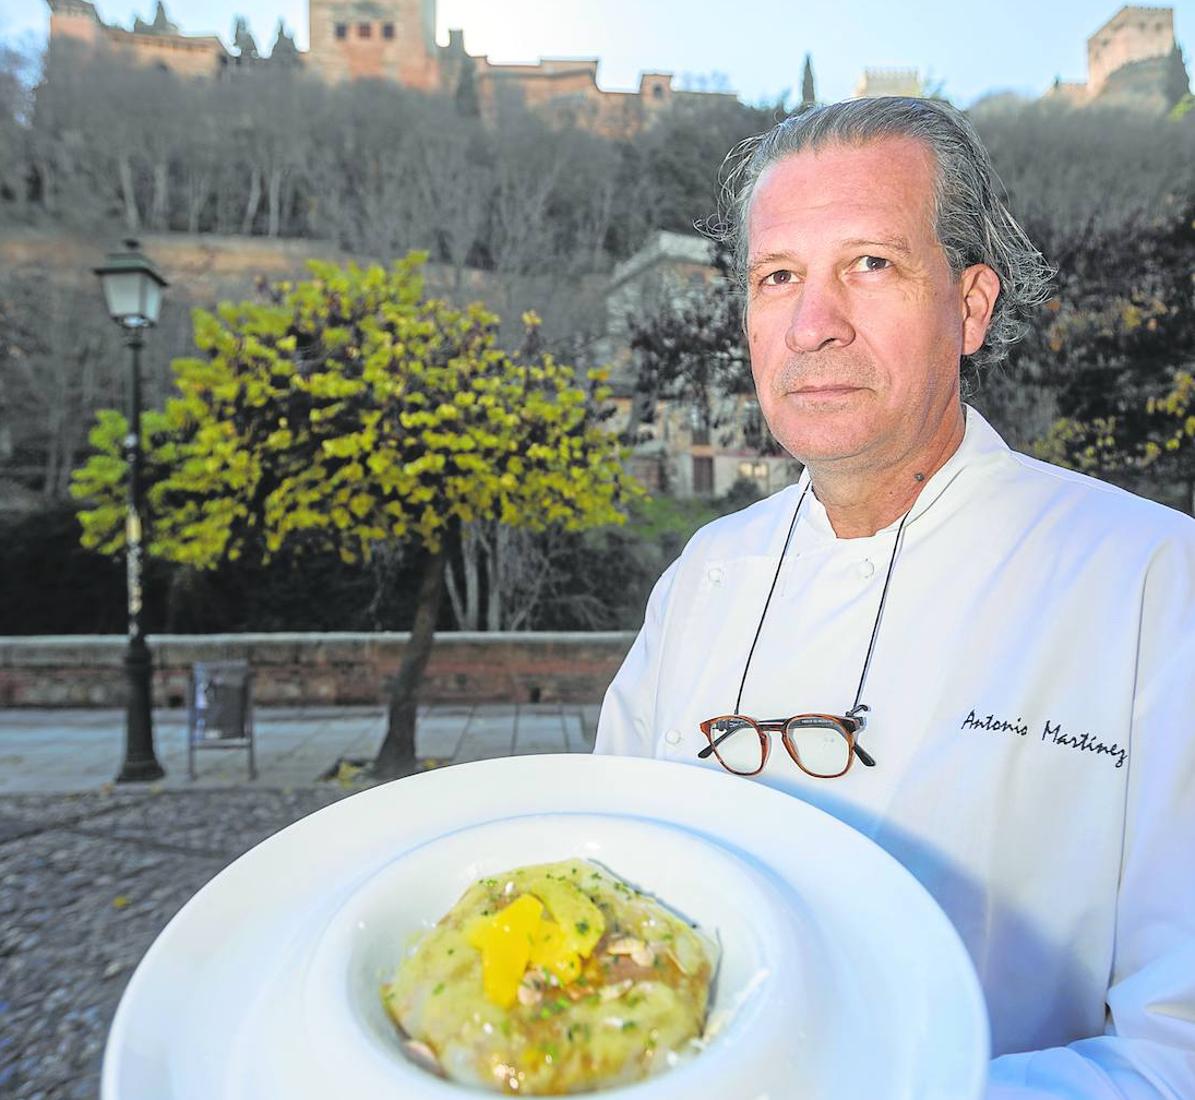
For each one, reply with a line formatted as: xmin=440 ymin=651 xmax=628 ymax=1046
xmin=466 ymin=893 xmax=543 ymax=1008
xmin=467 ymin=879 xmax=608 ymax=1007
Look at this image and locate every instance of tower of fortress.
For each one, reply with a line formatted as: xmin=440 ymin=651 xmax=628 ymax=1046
xmin=1087 ymin=5 xmax=1175 ymax=94
xmin=1046 ymin=5 xmax=1186 ymax=109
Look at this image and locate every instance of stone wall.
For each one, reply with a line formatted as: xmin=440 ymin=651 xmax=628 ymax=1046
xmin=0 ymin=633 xmax=636 ymax=708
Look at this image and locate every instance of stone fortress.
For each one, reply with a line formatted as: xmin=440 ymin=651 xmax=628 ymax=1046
xmin=44 ymin=0 xmax=733 ymax=134
xmin=46 ymin=1 xmax=1189 ymax=122
xmin=1046 ymin=5 xmax=1189 ymax=112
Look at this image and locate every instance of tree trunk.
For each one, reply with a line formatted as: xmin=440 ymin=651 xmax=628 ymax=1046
xmin=152 ymin=161 xmax=169 ymax=230
xmin=485 ymin=524 xmax=503 ymax=631
xmin=267 ymin=168 xmax=282 ymax=237
xmin=374 ymin=547 xmax=446 ymax=779
xmin=118 ymin=155 xmax=140 ymax=232
xmin=187 ymin=173 xmax=208 ymax=233
xmin=445 ymin=524 xmax=481 ymax=629
xmin=241 ymin=167 xmax=261 ymax=235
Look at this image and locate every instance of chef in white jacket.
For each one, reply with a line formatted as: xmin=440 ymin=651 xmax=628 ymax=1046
xmin=595 ymin=97 xmax=1195 ymax=1098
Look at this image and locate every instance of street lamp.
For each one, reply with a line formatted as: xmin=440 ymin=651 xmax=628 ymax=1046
xmin=94 ymin=239 xmax=169 ymax=783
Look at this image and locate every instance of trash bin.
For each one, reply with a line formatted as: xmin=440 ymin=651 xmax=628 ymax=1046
xmin=188 ymin=660 xmax=256 ymax=780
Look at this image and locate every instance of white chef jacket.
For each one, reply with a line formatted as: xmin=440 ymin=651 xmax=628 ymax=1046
xmin=595 ymin=407 xmax=1195 ymax=1098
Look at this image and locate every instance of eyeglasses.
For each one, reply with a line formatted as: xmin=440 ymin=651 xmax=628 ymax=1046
xmin=698 ymin=710 xmax=876 ymax=778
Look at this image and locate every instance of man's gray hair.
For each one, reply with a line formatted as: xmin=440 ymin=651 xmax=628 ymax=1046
xmin=715 ymin=97 xmax=1054 ymax=371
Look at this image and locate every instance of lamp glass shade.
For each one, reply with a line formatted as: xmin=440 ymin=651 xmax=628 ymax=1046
xmin=141 ymin=278 xmax=162 ymax=326
xmin=99 ymin=270 xmax=149 ymax=325
xmin=95 ymin=241 xmax=168 ymax=328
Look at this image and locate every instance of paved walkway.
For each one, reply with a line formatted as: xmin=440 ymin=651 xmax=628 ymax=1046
xmin=0 ymin=703 xmax=601 ymax=793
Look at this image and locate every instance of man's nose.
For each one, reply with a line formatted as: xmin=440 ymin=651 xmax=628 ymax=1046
xmin=784 ymin=276 xmax=855 ymax=353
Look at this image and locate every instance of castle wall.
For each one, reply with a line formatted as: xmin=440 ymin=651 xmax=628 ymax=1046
xmin=104 ymin=29 xmax=228 ymax=79
xmin=1087 ymin=6 xmax=1174 ymax=94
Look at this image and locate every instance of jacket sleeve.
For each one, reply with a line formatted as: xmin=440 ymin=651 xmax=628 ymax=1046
xmin=988 ymin=533 xmax=1195 ymax=1098
xmin=593 ymin=560 xmax=679 ymax=758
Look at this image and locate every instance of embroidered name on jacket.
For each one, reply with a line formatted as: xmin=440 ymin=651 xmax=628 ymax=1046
xmin=961 ymin=710 xmax=1029 ymax=736
xmin=960 ymin=710 xmax=1128 ymax=769
xmin=1041 ymin=719 xmax=1127 ymax=769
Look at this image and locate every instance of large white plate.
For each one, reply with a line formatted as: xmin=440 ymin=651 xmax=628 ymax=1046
xmin=101 ymin=754 xmax=989 ymax=1100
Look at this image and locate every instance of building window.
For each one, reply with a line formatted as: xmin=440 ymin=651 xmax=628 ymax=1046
xmin=334 ymin=23 xmax=347 ymax=39
xmin=652 ymin=83 xmax=664 ymax=99
xmin=358 ymin=22 xmax=372 ymax=38
xmin=382 ymin=22 xmax=395 ymax=39
xmin=693 ymin=456 xmax=714 ymax=495
xmin=738 ymin=460 xmax=768 ymax=483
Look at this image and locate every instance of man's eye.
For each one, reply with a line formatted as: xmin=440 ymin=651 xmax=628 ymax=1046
xmin=854 ymin=255 xmax=891 ymax=273
xmin=761 ymin=269 xmax=794 ymax=286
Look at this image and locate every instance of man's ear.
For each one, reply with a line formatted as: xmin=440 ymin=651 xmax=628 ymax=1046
xmin=960 ymin=264 xmax=1001 ymax=356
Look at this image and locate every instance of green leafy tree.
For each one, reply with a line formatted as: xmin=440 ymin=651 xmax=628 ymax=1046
xmin=71 ymin=254 xmax=641 ymax=777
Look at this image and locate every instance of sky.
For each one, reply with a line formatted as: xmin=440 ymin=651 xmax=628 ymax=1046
xmin=0 ymin=0 xmax=1192 ymax=107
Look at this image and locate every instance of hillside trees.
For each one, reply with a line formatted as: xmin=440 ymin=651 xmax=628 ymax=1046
xmin=1027 ymin=198 xmax=1195 ymax=510
xmin=70 ymin=255 xmax=640 ymax=775
xmin=964 ymin=103 xmax=1195 ymax=469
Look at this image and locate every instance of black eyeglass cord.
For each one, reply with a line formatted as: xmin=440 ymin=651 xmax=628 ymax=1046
xmin=732 ymin=480 xmax=912 ymax=718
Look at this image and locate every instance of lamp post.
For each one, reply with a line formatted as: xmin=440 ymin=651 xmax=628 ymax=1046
xmin=94 ymin=239 xmax=169 ymax=783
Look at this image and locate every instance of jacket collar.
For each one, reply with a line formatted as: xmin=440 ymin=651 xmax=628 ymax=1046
xmin=794 ymin=404 xmax=1011 ymax=544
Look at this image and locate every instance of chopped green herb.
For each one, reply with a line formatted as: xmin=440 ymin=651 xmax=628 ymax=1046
xmin=575 ymin=920 xmax=590 ymax=935
xmin=621 ymin=1020 xmax=638 ymax=1031
xmin=433 ymin=982 xmax=445 ymax=995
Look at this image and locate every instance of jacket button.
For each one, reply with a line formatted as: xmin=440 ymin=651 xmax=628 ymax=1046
xmin=707 ymin=567 xmax=723 ymax=584
xmin=664 ymin=729 xmax=681 ymax=745
xmin=860 ymin=558 xmax=875 ymax=578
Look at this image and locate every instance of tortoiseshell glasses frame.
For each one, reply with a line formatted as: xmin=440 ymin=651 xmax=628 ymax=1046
xmin=697 ymin=709 xmax=877 ymax=779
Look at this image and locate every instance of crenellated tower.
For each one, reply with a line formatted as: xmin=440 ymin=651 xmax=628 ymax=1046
xmin=306 ymin=0 xmax=440 ymax=88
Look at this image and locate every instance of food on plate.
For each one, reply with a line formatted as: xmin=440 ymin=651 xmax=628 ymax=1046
xmin=381 ymin=858 xmax=717 ymax=1094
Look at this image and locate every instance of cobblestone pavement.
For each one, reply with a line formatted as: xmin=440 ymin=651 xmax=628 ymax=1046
xmin=0 ymin=786 xmax=356 ymax=1100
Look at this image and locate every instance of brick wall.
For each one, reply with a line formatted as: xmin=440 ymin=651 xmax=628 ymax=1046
xmin=0 ymin=633 xmax=636 ymax=708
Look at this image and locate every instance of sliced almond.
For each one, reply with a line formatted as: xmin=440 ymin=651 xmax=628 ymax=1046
xmin=402 ymin=1039 xmax=446 ymax=1077
xmin=517 ymin=972 xmax=545 ymax=1006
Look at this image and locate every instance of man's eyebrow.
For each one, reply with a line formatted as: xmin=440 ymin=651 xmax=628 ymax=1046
xmin=746 ymin=250 xmax=796 ymax=273
xmin=841 ymin=235 xmax=912 ymax=254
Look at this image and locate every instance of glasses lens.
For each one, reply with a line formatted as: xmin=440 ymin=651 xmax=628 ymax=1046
xmin=786 ymin=717 xmax=852 ymax=777
xmin=707 ymin=716 xmax=764 ymax=775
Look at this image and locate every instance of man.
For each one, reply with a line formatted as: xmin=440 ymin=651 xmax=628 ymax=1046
xmin=595 ymin=97 xmax=1195 ymax=1097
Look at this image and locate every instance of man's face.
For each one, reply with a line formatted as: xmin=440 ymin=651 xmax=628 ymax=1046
xmin=744 ymin=136 xmax=987 ymax=471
